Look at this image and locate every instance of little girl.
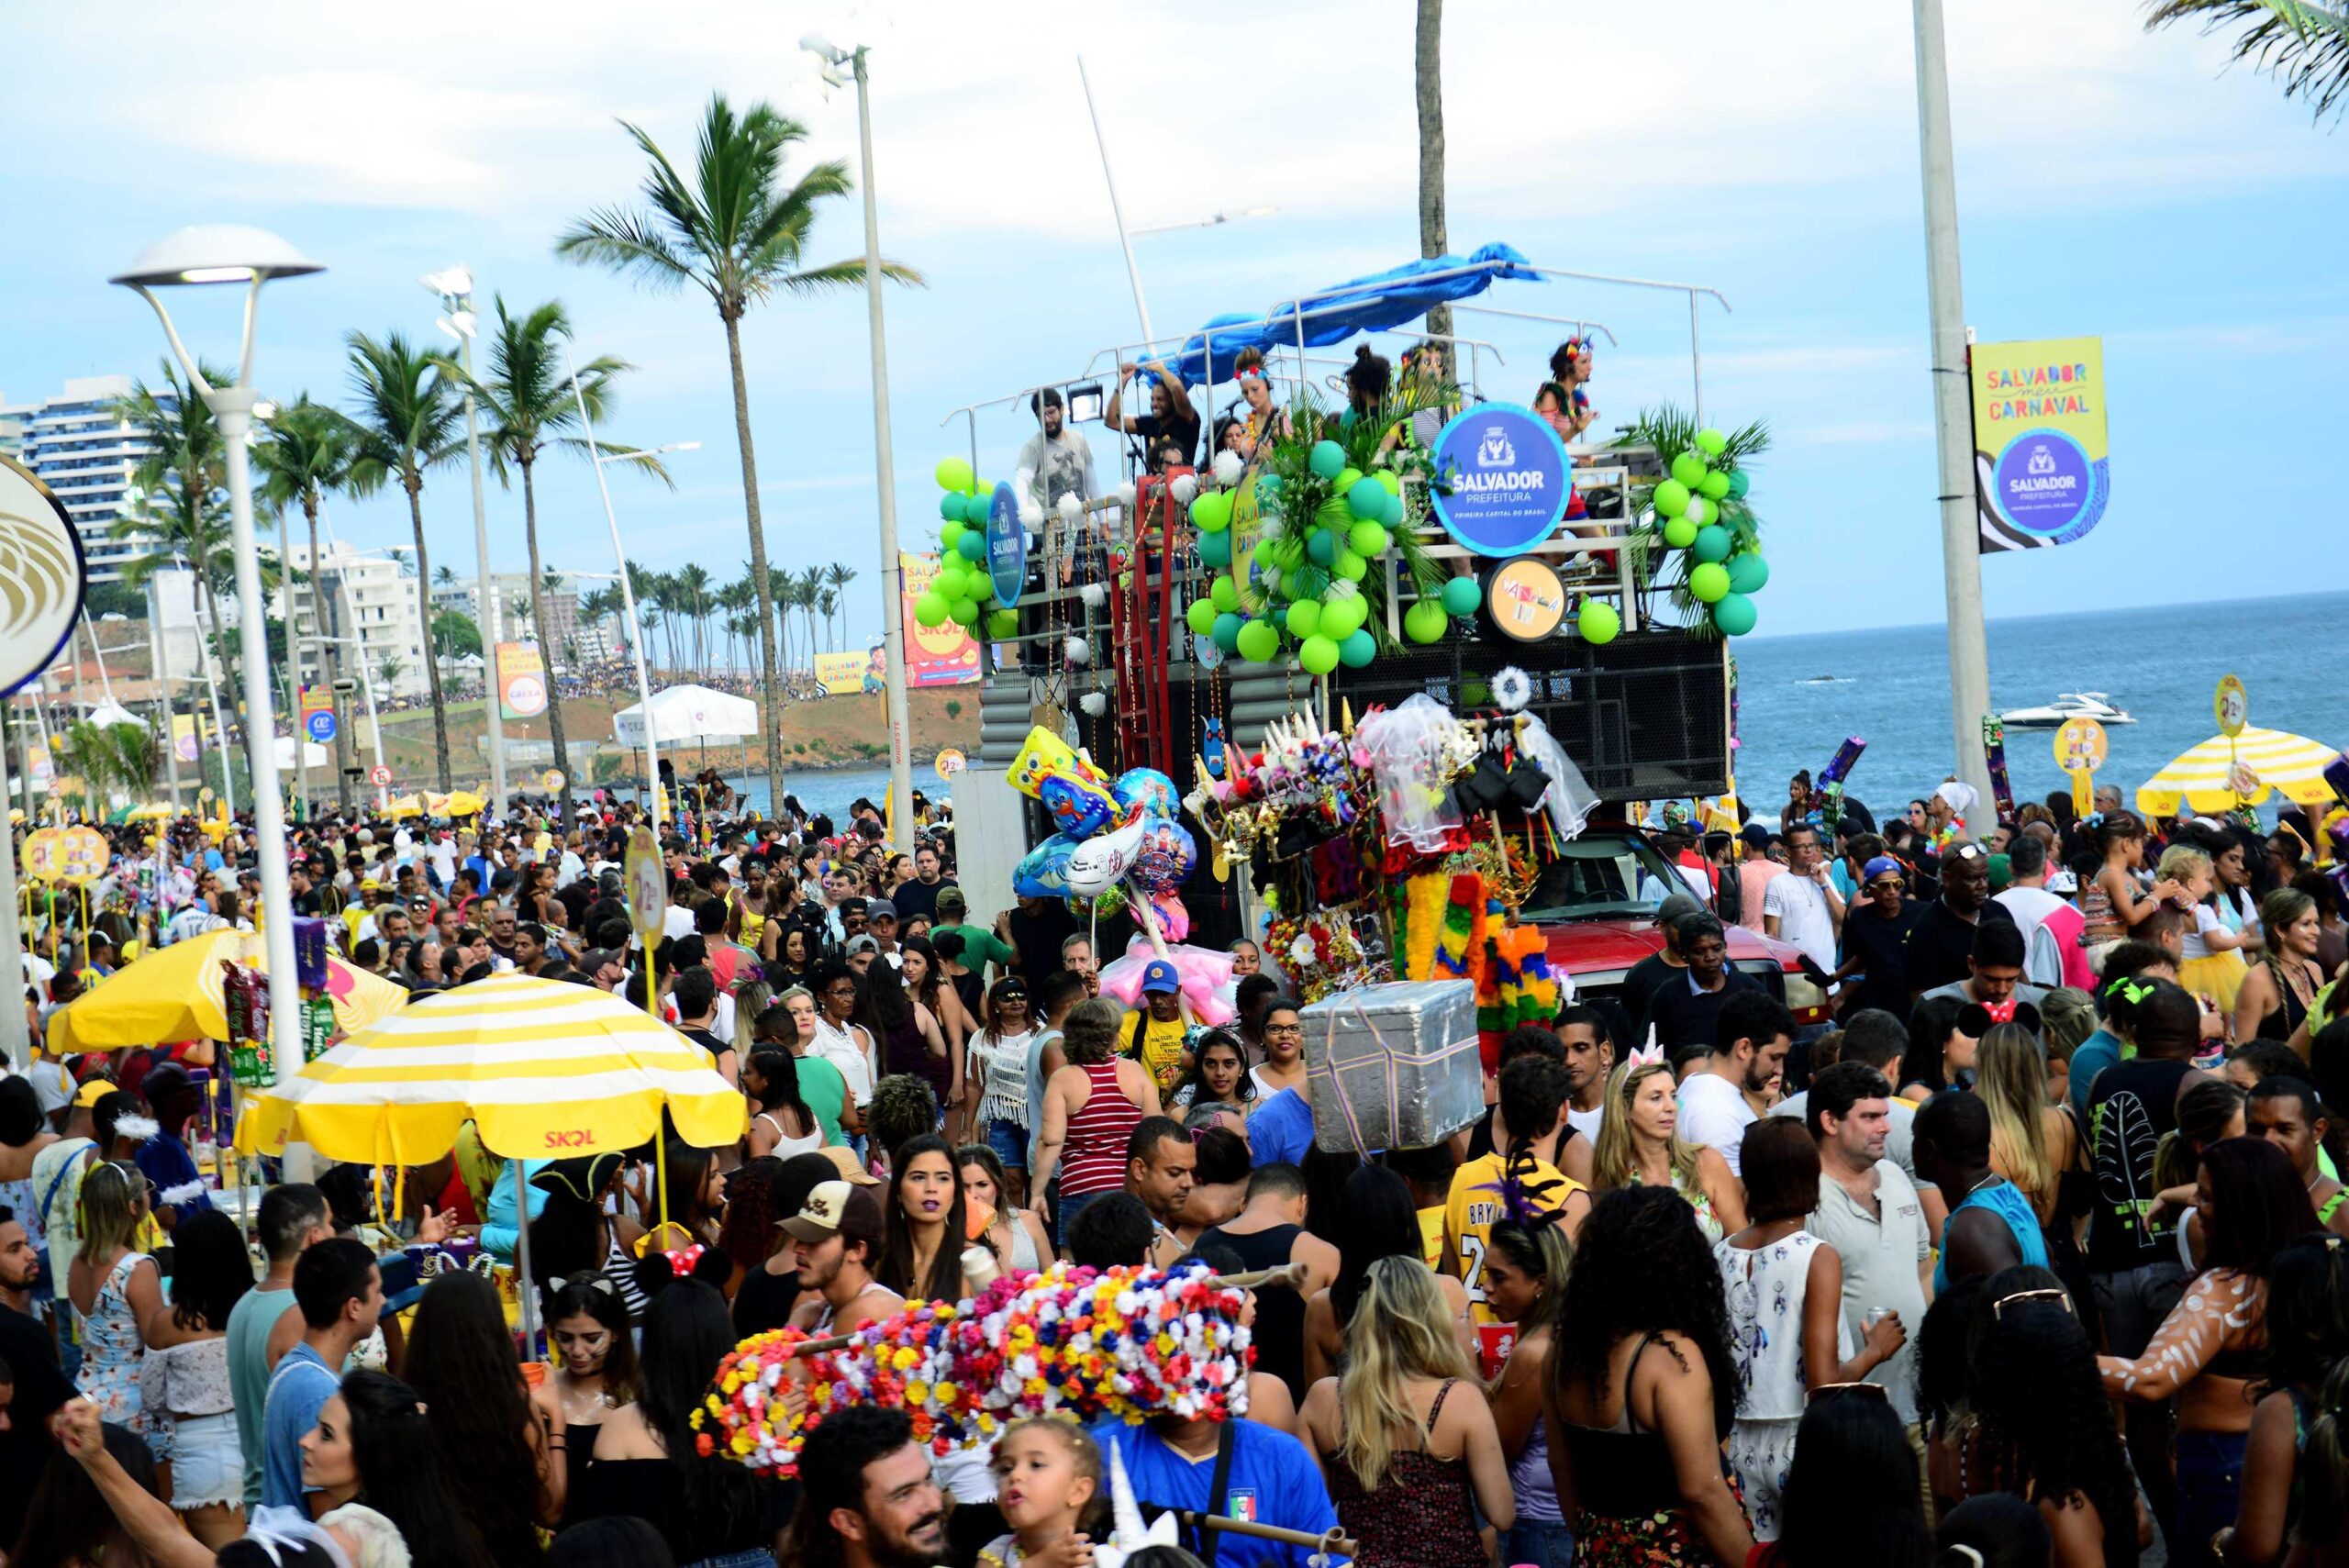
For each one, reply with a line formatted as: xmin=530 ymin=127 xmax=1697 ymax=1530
xmin=980 ymin=1418 xmax=1106 ymax=1568
xmin=2161 ymin=844 xmax=2250 ymax=1020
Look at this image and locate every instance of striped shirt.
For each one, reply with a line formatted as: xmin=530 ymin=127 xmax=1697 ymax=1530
xmin=1060 ymin=1061 xmax=1144 ymax=1197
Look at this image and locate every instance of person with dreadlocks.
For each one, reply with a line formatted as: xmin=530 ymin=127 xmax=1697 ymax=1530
xmin=1442 ymin=1057 xmax=1589 ymax=1330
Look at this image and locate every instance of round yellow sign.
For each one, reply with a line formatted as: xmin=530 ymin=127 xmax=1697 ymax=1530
xmin=541 ymin=769 xmax=567 ymax=794
xmin=2054 ymin=717 xmax=2109 ymax=774
xmin=1486 ymin=557 xmax=1568 ymax=642
xmin=934 ymin=748 xmax=967 ymax=780
xmin=2215 ymin=674 xmax=2248 ymax=740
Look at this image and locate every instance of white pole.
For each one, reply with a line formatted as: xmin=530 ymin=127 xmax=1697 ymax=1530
xmin=852 ymin=47 xmax=916 ymax=856
xmin=0 ymin=757 xmax=26 ymax=1069
xmin=459 ymin=318 xmax=507 ymax=818
xmin=1077 ymin=55 xmax=1154 ymax=343
xmin=565 ymin=350 xmax=663 ymax=828
xmin=148 ymin=575 xmax=182 ymax=806
xmin=358 ymin=657 xmax=386 ymax=810
xmin=1911 ymin=0 xmax=1995 ymax=812
xmin=277 ymin=490 xmax=307 ymax=821
xmin=189 ymin=562 xmax=237 ymax=818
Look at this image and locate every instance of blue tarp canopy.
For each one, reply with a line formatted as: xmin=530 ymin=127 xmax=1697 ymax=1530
xmin=1163 ymin=242 xmax=1537 ymax=384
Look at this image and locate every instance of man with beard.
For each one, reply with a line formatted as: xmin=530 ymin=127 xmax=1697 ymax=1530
xmin=1674 ymin=990 xmax=1798 ymax=1178
xmin=1018 ymin=386 xmax=1097 ymax=513
xmin=784 ymin=1405 xmax=948 ymax=1568
xmin=783 ymin=1180 xmax=902 ymax=1336
xmin=0 ymin=1205 xmax=71 ymax=1545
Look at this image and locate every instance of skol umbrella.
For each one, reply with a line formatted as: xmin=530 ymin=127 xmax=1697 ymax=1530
xmin=2136 ymin=726 xmax=2342 ymax=817
xmin=46 ymin=929 xmax=408 ymax=1055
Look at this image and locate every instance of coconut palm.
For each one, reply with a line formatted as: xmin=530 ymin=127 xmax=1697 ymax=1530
xmin=2145 ymin=1 xmax=2349 ymax=118
xmin=112 ymin=361 xmax=243 ymax=699
xmin=374 ymin=653 xmax=406 ymax=694
xmin=557 ymin=91 xmax=924 ymax=793
xmin=254 ymin=395 xmax=361 ymax=809
xmin=341 ymin=331 xmax=465 ymax=788
xmin=674 ymin=562 xmax=715 ymax=668
xmin=823 ymin=562 xmax=858 ymax=653
xmin=1416 ymin=0 xmax=1451 ymax=339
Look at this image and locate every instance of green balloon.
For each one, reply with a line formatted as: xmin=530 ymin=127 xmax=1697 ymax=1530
xmin=1663 ymin=516 xmax=1698 ymax=550
xmin=1307 ymin=530 xmax=1338 ymax=567
xmin=1211 ymin=612 xmax=1243 ymax=652
xmin=935 ymin=456 xmax=974 ymax=492
xmin=948 ymin=597 xmax=983 ymax=627
xmin=1333 ymin=467 xmax=1364 ymax=497
xmin=986 ymin=608 xmax=1019 ymax=639
xmin=1439 ymin=576 xmax=1481 ymax=617
xmin=1692 ymin=525 xmax=1732 ymax=564
xmin=1332 ymin=549 xmax=1368 ymax=582
xmin=1338 ymin=628 xmax=1376 ymax=668
xmin=1375 ymin=469 xmax=1402 ymax=496
xmin=938 ymin=495 xmax=962 ymax=522
xmin=1682 ymin=495 xmax=1711 ymax=528
xmin=1577 ymin=599 xmax=1620 ymax=645
xmin=1726 ymin=469 xmax=1752 ymax=501
xmin=1191 ymin=491 xmax=1231 ymax=533
xmin=1211 ymin=576 xmax=1240 ymax=614
xmin=1652 ymin=479 xmax=1691 ymax=518
xmin=1347 ymin=477 xmax=1387 ymax=519
xmin=1688 ymin=562 xmax=1731 ymax=603
xmin=930 ymin=565 xmax=963 ymax=601
xmin=1712 ymin=592 xmax=1758 ymax=636
xmin=1187 ymin=599 xmax=1218 ymax=637
xmin=914 ymin=593 xmax=950 ymax=628
xmin=955 ymin=531 xmax=986 ymax=562
xmin=1298 ymin=634 xmax=1341 ymax=676
xmin=1319 ymin=594 xmax=1368 ymax=639
xmin=1285 ymin=600 xmax=1322 ymax=639
xmin=1404 ymin=599 xmax=1449 ymax=644
xmin=1308 ymin=440 xmax=1346 ymax=480
xmin=1197 ymin=530 xmax=1232 ymax=569
xmin=1253 ymin=539 xmax=1282 ymax=568
xmin=1698 ymin=470 xmax=1731 ymax=503
xmin=1725 ymin=553 xmax=1770 ymax=595
xmin=1236 ymin=618 xmax=1281 ymax=662
xmin=940 ymin=517 xmax=966 ymax=550
xmin=1694 ymin=428 xmax=1729 ymax=457
xmin=1348 ymin=521 xmax=1390 ymax=559
xmin=1670 ymin=450 xmax=1708 ymax=489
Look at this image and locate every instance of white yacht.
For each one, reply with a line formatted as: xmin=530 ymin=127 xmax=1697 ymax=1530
xmin=1997 ymin=692 xmax=2136 ymax=728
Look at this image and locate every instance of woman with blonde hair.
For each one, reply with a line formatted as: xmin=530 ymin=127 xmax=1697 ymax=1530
xmin=1299 ymin=1255 xmax=1513 ymax=1568
xmin=1590 ymin=1057 xmax=1746 ymax=1243
xmin=1976 ymin=1020 xmax=2077 ymax=1225
xmin=69 ymin=1159 xmax=161 ymax=1451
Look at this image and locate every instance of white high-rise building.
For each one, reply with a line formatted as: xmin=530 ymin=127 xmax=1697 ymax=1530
xmin=273 ymin=540 xmax=433 ymax=701
xmin=8 ymin=375 xmax=157 ymax=581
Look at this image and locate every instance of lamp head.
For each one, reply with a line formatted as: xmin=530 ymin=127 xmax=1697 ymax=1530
xmin=419 ymin=265 xmax=474 ymax=300
xmin=110 ymin=225 xmax=324 ymax=289
xmin=798 ymin=31 xmax=842 ymax=61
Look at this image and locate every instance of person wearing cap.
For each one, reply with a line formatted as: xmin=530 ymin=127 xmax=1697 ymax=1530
xmin=865 ymin=898 xmax=905 ymax=971
xmin=1119 ymin=959 xmax=1193 ymax=1098
xmin=1901 ymin=840 xmax=2017 ymax=1004
xmin=845 ymin=932 xmax=882 ymax=978
xmin=784 ymin=1178 xmax=901 ymax=1336
xmin=1733 ymin=822 xmax=1782 ymax=936
xmin=1832 ymin=855 xmax=1922 ymax=1019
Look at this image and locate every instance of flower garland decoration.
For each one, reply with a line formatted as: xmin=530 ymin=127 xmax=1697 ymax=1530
xmin=1266 ymin=909 xmax=1379 ymax=1004
xmin=693 ymin=1262 xmax=1253 ymax=1478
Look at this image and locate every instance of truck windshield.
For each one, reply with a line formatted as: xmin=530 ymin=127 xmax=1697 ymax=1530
xmin=1518 ymin=831 xmax=1692 ymax=921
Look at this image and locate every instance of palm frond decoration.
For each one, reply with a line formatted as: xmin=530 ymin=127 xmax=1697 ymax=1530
xmin=1610 ymin=406 xmax=1772 ymax=639
xmin=2145 ymin=0 xmax=2349 ymax=120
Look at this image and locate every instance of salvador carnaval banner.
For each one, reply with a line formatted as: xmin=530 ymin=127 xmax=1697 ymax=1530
xmin=1971 ymin=336 xmax=2109 ymax=554
xmin=897 ymin=552 xmax=981 ymax=686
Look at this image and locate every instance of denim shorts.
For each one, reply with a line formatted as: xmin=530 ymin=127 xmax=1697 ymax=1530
xmin=1500 ymin=1519 xmax=1575 ymax=1568
xmin=985 ymin=1118 xmax=1029 ymax=1171
xmin=169 ymin=1411 xmax=243 ymax=1509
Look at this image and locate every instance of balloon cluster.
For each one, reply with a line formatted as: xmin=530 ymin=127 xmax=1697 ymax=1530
xmin=1648 ymin=429 xmax=1768 ymax=638
xmin=922 ymin=457 xmax=1019 ymax=640
xmin=693 ymin=1262 xmax=1254 ymax=1477
xmin=1008 ymin=728 xmax=1197 ymax=937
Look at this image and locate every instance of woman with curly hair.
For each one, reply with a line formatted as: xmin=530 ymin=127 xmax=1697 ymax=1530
xmin=1542 ymin=1185 xmax=1752 ymax=1566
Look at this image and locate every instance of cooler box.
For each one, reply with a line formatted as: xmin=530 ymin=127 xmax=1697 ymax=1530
xmin=1300 ymin=979 xmax=1484 ymax=1153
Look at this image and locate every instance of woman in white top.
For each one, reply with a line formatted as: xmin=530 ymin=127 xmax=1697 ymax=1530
xmin=742 ymin=1049 xmax=825 ymax=1159
xmin=955 ymin=1143 xmax=1052 ymax=1276
xmin=1713 ymin=1118 xmax=1903 ymax=1540
xmin=1251 ymin=1001 xmax=1309 ymax=1097
xmin=964 ymin=976 xmax=1038 ymax=1195
xmin=139 ymin=1208 xmax=251 ymax=1548
xmin=808 ymin=961 xmax=878 ymax=1113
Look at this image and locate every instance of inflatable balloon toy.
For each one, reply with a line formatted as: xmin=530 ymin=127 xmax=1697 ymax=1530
xmin=1112 ymin=767 xmax=1181 ymax=821
xmin=1008 ymin=727 xmax=1119 ymax=840
xmin=1065 ymin=811 xmax=1149 ymax=898
xmin=1011 ymin=835 xmax=1081 ymax=900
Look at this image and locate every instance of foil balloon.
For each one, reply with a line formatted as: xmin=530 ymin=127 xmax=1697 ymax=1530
xmin=1012 ymin=835 xmax=1080 ymax=899
xmin=1146 ymin=891 xmax=1190 ymax=942
xmin=1008 ymin=726 xmax=1118 ymax=835
xmin=1069 ymin=883 xmax=1129 ymax=920
xmin=1112 ymin=768 xmax=1180 ymax=821
xmin=1065 ymin=812 xmax=1148 ymax=897
xmin=1038 ymin=776 xmax=1114 ymax=840
xmin=1131 ymin=817 xmax=1198 ymax=894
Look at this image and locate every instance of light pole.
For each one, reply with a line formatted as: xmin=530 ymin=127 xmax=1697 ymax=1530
xmin=805 ymin=33 xmax=915 ymax=854
xmin=423 ymin=267 xmax=506 ymax=817
xmin=300 ymin=636 xmax=387 ymax=807
xmin=112 ymin=225 xmax=321 ymax=1088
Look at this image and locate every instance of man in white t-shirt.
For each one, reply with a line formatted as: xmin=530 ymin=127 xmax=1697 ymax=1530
xmin=1991 ymin=832 xmax=2070 ymax=987
xmin=1762 ymin=822 xmax=1843 ymax=974
xmin=1674 ymin=989 xmax=1797 ymax=1177
xmin=1558 ymin=1004 xmax=1614 ymax=1146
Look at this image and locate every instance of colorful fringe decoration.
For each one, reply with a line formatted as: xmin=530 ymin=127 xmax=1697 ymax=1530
xmin=1434 ymin=873 xmax=1491 ymax=1067
xmin=1397 ymin=871 xmax=1451 ymax=983
xmin=1480 ymin=917 xmax=1562 ymax=1068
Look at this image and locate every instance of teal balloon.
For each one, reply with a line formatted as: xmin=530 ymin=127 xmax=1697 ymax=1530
xmin=1308 ymin=440 xmax=1346 ymax=480
xmin=1257 ymin=473 xmax=1283 ymax=496
xmin=1347 ymin=477 xmax=1387 ymax=519
xmin=1726 ymin=469 xmax=1752 ymax=500
xmin=1670 ymin=450 xmax=1708 ymax=489
xmin=1197 ymin=530 xmax=1232 ymax=569
xmin=1298 ymin=634 xmax=1341 ymax=676
xmin=1725 ymin=553 xmax=1770 ymax=594
xmin=1382 ymin=487 xmax=1407 ymax=527
xmin=1211 ymin=611 xmax=1243 ymax=652
xmin=955 ymin=531 xmax=986 ymax=562
xmin=1694 ymin=428 xmax=1729 ymax=457
xmin=1712 ymin=593 xmax=1758 ymax=636
xmin=1338 ymin=628 xmax=1376 ymax=668
xmin=1687 ymin=562 xmax=1731 ymax=603
xmin=1439 ymin=576 xmax=1481 ymax=617
xmin=938 ymin=494 xmax=962 ymax=522
xmin=1235 ymin=618 xmax=1281 ymax=662
xmin=1307 ymin=530 xmax=1338 ymax=567
xmin=1692 ymin=525 xmax=1732 ymax=564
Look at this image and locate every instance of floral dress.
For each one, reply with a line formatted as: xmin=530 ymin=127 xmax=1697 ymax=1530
xmin=76 ymin=1251 xmax=157 ymax=1452
xmin=1717 ymin=1230 xmax=1848 ymax=1540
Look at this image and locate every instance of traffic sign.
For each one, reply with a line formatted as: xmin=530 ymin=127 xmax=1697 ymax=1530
xmin=306 ymin=709 xmax=337 ymax=743
xmin=541 ymin=769 xmax=567 ymax=794
xmin=368 ymin=764 xmax=393 ymax=787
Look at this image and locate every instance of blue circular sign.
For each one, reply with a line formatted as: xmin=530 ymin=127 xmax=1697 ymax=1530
xmin=985 ymin=481 xmax=1028 ymax=607
xmin=1990 ymin=428 xmax=2094 ymax=537
xmin=306 ymin=708 xmax=337 ymax=743
xmin=1428 ymin=402 xmax=1570 ymax=557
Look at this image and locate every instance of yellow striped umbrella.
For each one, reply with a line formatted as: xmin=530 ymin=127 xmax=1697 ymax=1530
xmin=383 ymin=794 xmax=426 ymax=820
xmin=2137 ymin=726 xmax=2343 ymax=817
xmin=46 ymin=929 xmax=409 ymax=1055
xmin=232 ymin=972 xmax=745 ymax=1162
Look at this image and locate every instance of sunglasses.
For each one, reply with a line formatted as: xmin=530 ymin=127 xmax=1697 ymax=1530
xmin=1866 ymin=878 xmax=1903 ymax=892
xmin=1991 ymin=1286 xmax=2073 ymax=1321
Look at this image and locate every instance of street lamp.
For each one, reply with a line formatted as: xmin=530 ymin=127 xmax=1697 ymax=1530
xmin=111 ymin=224 xmax=321 ymax=1089
xmin=421 ymin=265 xmax=507 ymax=818
xmin=803 ymin=33 xmax=916 ymax=854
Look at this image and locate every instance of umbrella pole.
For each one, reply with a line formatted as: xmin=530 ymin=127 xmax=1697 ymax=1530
xmin=513 ymin=1158 xmax=538 ymax=1360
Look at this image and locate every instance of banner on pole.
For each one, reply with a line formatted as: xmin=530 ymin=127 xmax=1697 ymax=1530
xmin=496 ymin=641 xmax=549 ymax=720
xmin=172 ymin=714 xmax=199 ymax=763
xmin=897 ymin=553 xmax=982 ymax=687
xmin=299 ymin=684 xmax=336 ymax=744
xmin=1972 ymin=336 xmax=2109 ymax=553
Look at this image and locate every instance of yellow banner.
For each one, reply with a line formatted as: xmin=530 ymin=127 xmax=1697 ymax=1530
xmin=496 ymin=641 xmax=548 ymax=720
xmin=898 ymin=553 xmax=982 ymax=686
xmin=1971 ymin=335 xmax=2109 ymax=553
xmin=813 ymin=651 xmax=873 ymax=696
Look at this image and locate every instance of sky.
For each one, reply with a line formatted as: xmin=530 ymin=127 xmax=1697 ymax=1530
xmin=5 ymin=0 xmax=2343 ymax=653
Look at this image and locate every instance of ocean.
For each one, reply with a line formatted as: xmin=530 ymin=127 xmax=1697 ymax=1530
xmin=737 ymin=590 xmax=2349 ymax=830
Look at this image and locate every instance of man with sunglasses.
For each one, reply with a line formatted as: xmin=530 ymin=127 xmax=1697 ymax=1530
xmin=1899 ymin=840 xmax=2016 ymax=1006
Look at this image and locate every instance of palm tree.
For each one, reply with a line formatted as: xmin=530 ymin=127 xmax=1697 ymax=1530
xmin=341 ymin=332 xmax=464 ymax=788
xmin=2145 ymin=1 xmax=2349 ymax=118
xmin=1416 ymin=0 xmax=1452 ymax=340
xmin=801 ymin=565 xmax=829 ymax=656
xmin=254 ymin=395 xmax=360 ymax=809
xmin=375 ymin=653 xmax=406 ymax=694
xmin=444 ymin=297 xmax=668 ymax=829
xmin=823 ymin=562 xmax=858 ymax=654
xmin=557 ymin=91 xmax=924 ymax=794
xmin=113 ymin=361 xmax=243 ymax=699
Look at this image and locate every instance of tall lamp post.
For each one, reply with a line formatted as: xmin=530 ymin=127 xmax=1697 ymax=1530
xmin=804 ymin=33 xmax=915 ymax=853
xmin=111 ymin=225 xmax=321 ymax=1088
xmin=422 ymin=267 xmax=506 ymax=817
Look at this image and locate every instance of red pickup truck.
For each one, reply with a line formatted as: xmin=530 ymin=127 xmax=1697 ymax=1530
xmin=1520 ymin=820 xmax=1831 ymax=1031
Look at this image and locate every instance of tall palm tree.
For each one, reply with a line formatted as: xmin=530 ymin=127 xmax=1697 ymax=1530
xmin=674 ymin=562 xmax=714 ymax=669
xmin=1416 ymin=0 xmax=1452 ymax=340
xmin=113 ymin=361 xmax=242 ymax=699
xmin=254 ymin=395 xmax=360 ymax=809
xmin=823 ymin=562 xmax=858 ymax=655
xmin=2146 ymin=1 xmax=2349 ymax=117
xmin=444 ymin=297 xmax=667 ymax=829
xmin=341 ymin=332 xmax=464 ymax=788
xmin=557 ymin=92 xmax=924 ymax=794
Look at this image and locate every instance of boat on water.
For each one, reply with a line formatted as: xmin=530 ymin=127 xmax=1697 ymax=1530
xmin=1998 ymin=691 xmax=2137 ymax=728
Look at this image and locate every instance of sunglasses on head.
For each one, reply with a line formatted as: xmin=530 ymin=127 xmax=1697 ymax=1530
xmin=1991 ymin=1286 xmax=2073 ymax=1321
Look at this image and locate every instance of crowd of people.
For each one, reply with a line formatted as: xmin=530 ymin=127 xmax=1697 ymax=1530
xmin=6 ymin=752 xmax=2349 ymax=1568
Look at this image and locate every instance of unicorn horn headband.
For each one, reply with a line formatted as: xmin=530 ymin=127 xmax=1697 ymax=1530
xmin=1624 ymin=1023 xmax=1665 ymax=1070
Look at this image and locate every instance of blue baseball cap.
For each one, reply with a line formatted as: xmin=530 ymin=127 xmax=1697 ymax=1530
xmin=1141 ymin=959 xmax=1181 ymax=995
xmin=1862 ymin=855 xmax=1904 ymax=884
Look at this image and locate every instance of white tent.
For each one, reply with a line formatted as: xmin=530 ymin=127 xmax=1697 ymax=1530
xmin=271 ymin=736 xmax=331 ymax=768
xmin=612 ymin=684 xmax=760 ymax=748
xmin=84 ymin=701 xmax=147 ymax=730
